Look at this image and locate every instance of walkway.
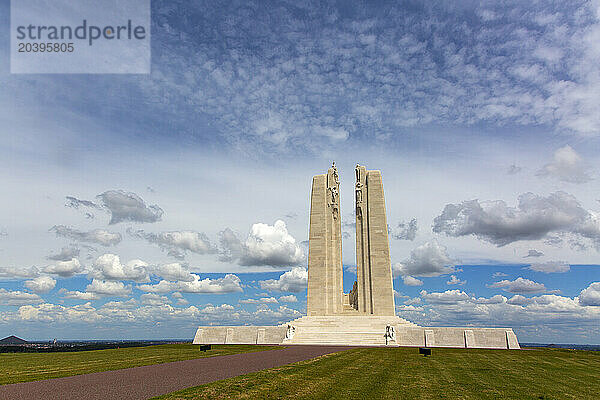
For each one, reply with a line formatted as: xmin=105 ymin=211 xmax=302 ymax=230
xmin=0 ymin=345 xmax=351 ymax=400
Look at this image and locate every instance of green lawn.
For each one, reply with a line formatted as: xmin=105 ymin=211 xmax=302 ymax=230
xmin=0 ymin=344 xmax=278 ymax=385
xmin=155 ymin=347 xmax=600 ymax=400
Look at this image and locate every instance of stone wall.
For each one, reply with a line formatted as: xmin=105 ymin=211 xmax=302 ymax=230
xmin=192 ymin=324 xmax=520 ymax=349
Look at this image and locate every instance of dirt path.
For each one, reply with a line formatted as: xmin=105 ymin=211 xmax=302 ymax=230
xmin=0 ymin=345 xmax=351 ymax=400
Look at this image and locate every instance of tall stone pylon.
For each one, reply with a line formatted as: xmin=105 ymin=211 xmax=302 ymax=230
xmin=355 ymin=165 xmax=396 ymax=316
xmin=306 ymin=162 xmax=343 ymax=315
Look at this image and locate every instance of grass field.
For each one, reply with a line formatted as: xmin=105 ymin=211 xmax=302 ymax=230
xmin=155 ymin=347 xmax=600 ymax=400
xmin=0 ymin=344 xmax=278 ymax=385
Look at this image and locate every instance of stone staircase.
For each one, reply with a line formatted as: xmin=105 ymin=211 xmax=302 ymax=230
xmin=282 ymin=315 xmax=418 ymax=346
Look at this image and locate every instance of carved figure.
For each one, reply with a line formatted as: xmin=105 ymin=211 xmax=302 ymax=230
xmin=285 ymin=324 xmax=296 ymax=340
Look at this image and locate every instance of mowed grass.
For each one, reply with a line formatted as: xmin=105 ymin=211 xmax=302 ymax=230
xmin=156 ymin=347 xmax=600 ymax=400
xmin=0 ymin=344 xmax=278 ymax=385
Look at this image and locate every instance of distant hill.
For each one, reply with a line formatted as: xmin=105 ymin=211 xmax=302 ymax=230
xmin=0 ymin=336 xmax=27 ymax=345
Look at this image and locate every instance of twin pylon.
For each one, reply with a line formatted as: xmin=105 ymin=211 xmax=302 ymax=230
xmin=306 ymin=163 xmax=396 ymax=316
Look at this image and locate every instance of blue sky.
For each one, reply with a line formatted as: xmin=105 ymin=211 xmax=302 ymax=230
xmin=1 ymin=0 xmax=599 ymax=344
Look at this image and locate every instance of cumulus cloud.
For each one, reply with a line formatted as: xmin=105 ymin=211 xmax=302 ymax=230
xmin=492 ymin=272 xmax=508 ymax=278
xmin=390 ymin=219 xmax=418 ymax=240
xmin=97 ymin=190 xmax=163 ymax=224
xmin=240 ymin=297 xmax=278 ymax=304
xmin=259 ymin=267 xmax=308 ymax=292
xmin=0 ymin=288 xmax=43 ymax=305
xmin=528 ymin=261 xmax=570 ymax=273
xmin=138 ymin=274 xmax=243 ymax=294
xmin=86 ymin=279 xmax=132 ymax=297
xmin=578 ymin=282 xmax=600 ymax=306
xmin=507 ymin=295 xmax=532 ymax=305
xmin=51 ymin=225 xmax=122 ymax=246
xmin=402 ymin=276 xmax=424 ymax=286
xmin=433 ymin=191 xmax=600 ymax=248
xmin=24 ymin=276 xmax=56 ymax=293
xmin=4 ymin=300 xmax=300 ymax=327
xmin=43 ymin=258 xmax=83 ymax=277
xmin=489 ymin=277 xmax=549 ymax=294
xmin=420 ymin=289 xmax=470 ymax=304
xmin=279 ymin=294 xmax=298 ymax=303
xmin=402 ymin=289 xmax=599 ymax=334
xmin=220 ymin=221 xmax=304 ymax=267
xmin=153 ymin=263 xmax=195 ymax=282
xmin=89 ymin=254 xmax=149 ymax=283
xmin=0 ymin=266 xmax=39 ymax=279
xmin=47 ymin=246 xmax=80 ymax=261
xmin=392 ymin=240 xmax=456 ymax=278
xmin=473 ymin=295 xmax=507 ymax=304
xmin=446 ymin=275 xmax=466 ymax=285
xmin=129 ymin=229 xmax=217 ymax=258
xmin=524 ymin=249 xmax=544 ymax=258
xmin=537 ymin=146 xmax=592 ymax=184
xmin=65 ymin=196 xmax=101 ymax=210
xmin=140 ymin=293 xmax=170 ymax=306
xmin=58 ymin=288 xmax=101 ymax=301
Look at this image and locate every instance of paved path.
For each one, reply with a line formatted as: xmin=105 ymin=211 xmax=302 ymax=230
xmin=0 ymin=345 xmax=351 ymax=400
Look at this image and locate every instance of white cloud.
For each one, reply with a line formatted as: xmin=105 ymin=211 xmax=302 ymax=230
xmin=153 ymin=263 xmax=195 ymax=282
xmin=393 ymin=241 xmax=456 ymax=278
xmin=18 ymin=303 xmax=101 ymax=323
xmin=58 ymin=288 xmax=101 ymax=300
xmin=43 ymin=258 xmax=83 ymax=277
xmin=537 ymin=146 xmax=592 ymax=183
xmin=129 ymin=229 xmax=217 ymax=258
xmin=492 ymin=272 xmax=508 ymax=278
xmin=221 ymin=221 xmax=305 ymax=267
xmin=4 ymin=300 xmax=300 ymax=328
xmin=420 ymin=289 xmax=471 ymax=304
xmin=140 ymin=293 xmax=170 ymax=306
xmin=524 ymin=249 xmax=544 ymax=258
xmin=259 ymin=267 xmax=308 ymax=292
xmin=240 ymin=297 xmax=279 ymax=304
xmin=489 ymin=277 xmax=548 ymax=294
xmin=24 ymin=276 xmax=56 ymax=293
xmin=390 ymin=218 xmax=418 ymax=240
xmin=279 ymin=294 xmax=298 ymax=303
xmin=507 ymin=295 xmax=533 ymax=305
xmin=89 ymin=254 xmax=149 ymax=282
xmin=433 ymin=191 xmax=600 ymax=248
xmin=138 ymin=274 xmax=243 ymax=294
xmin=47 ymin=246 xmax=80 ymax=261
xmin=579 ymin=282 xmax=600 ymax=306
xmin=397 ymin=288 xmax=600 ymax=340
xmin=473 ymin=295 xmax=507 ymax=304
xmin=0 ymin=288 xmax=43 ymax=306
xmin=446 ymin=275 xmax=466 ymax=285
xmin=51 ymin=225 xmax=121 ymax=246
xmin=0 ymin=266 xmax=39 ymax=279
xmin=402 ymin=275 xmax=424 ymax=286
xmin=528 ymin=261 xmax=570 ymax=273
xmin=97 ymin=190 xmax=163 ymax=224
xmin=86 ymin=279 xmax=132 ymax=297
xmin=200 ymin=304 xmax=235 ymax=314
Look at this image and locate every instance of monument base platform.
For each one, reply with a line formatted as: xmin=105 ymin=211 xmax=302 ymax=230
xmin=193 ymin=316 xmax=520 ymax=349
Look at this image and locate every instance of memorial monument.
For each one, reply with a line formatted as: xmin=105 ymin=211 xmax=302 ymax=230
xmin=193 ymin=164 xmax=520 ymax=349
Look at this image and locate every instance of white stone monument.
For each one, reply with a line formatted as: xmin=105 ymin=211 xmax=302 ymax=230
xmin=193 ymin=164 xmax=520 ymax=349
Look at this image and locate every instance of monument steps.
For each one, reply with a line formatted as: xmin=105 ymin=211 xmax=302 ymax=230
xmin=280 ymin=315 xmax=418 ymax=346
